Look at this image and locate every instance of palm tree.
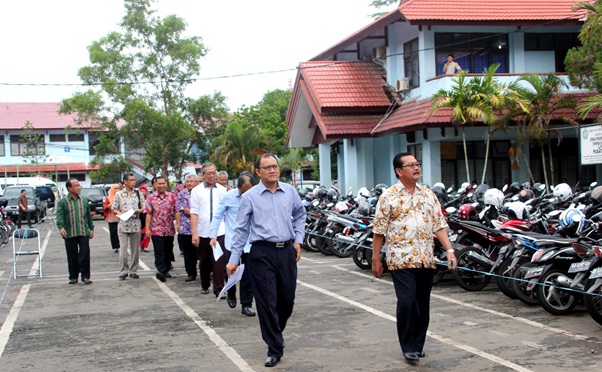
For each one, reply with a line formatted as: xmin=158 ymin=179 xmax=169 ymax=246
xmin=517 ymin=73 xmax=577 ymax=191
xmin=577 ymin=62 xmax=602 ymax=121
xmin=279 ymin=148 xmax=305 ymax=185
xmin=431 ymin=68 xmax=498 ymax=184
xmin=211 ymin=121 xmax=268 ymax=175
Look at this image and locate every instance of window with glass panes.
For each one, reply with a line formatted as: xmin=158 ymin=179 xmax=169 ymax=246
xmin=404 ymin=38 xmax=420 ymax=88
xmin=435 ymin=33 xmax=509 ymax=75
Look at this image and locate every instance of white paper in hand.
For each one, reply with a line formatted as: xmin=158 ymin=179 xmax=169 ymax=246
xmin=117 ymin=209 xmax=135 ymax=222
xmin=213 ymin=241 xmax=224 ymax=261
xmin=216 ymin=264 xmax=245 ymax=302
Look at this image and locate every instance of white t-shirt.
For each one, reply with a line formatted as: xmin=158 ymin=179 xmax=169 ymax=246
xmin=190 ymin=183 xmax=226 ymax=238
xmin=444 ymin=61 xmax=461 ymax=74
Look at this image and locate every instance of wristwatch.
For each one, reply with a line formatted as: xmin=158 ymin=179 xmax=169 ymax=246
xmin=447 ymin=249 xmax=455 ymax=253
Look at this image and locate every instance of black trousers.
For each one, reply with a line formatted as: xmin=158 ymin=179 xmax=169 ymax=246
xmin=249 ymin=242 xmax=297 ymax=358
xmin=178 ymin=234 xmax=198 ymax=278
xmin=224 ymin=249 xmax=254 ymax=307
xmin=152 ymin=235 xmax=174 ymax=274
xmin=64 ymin=236 xmax=91 ymax=280
xmin=198 ymin=236 xmax=225 ymax=295
xmin=391 ymin=268 xmax=434 ymax=354
xmin=108 ymin=222 xmax=120 ymax=249
xmin=17 ymin=209 xmax=31 ymax=228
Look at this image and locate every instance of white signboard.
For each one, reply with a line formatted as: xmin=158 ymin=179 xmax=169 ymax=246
xmin=581 ymin=125 xmax=602 ymax=165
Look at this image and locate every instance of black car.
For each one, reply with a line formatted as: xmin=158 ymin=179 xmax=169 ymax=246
xmin=35 ymin=186 xmax=56 ymax=209
xmin=80 ymin=187 xmax=107 ymax=216
xmin=2 ymin=186 xmax=47 ymax=223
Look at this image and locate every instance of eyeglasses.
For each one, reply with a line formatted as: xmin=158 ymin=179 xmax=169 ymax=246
xmin=260 ymin=165 xmax=280 ymax=171
xmin=401 ymin=162 xmax=421 ymax=168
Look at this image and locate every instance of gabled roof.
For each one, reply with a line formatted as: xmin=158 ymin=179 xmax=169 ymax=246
xmin=399 ymin=0 xmax=591 ymax=24
xmin=285 ymin=61 xmax=394 ymax=147
xmin=0 ymin=103 xmax=99 ymax=130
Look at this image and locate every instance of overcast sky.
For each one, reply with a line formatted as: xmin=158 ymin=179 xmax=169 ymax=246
xmin=0 ymin=1 xmax=397 ymax=111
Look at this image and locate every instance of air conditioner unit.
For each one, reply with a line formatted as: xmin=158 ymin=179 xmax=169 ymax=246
xmin=396 ymin=78 xmax=410 ymax=92
xmin=372 ymin=46 xmax=386 ymax=60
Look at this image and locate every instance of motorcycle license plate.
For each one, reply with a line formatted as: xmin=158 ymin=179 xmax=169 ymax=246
xmin=568 ymin=261 xmax=592 ymax=273
xmin=525 ymin=266 xmax=544 ymax=279
xmin=590 ymin=267 xmax=602 ymax=279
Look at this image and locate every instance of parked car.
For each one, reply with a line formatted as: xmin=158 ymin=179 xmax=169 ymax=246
xmin=35 ymin=185 xmax=56 ymax=209
xmin=80 ymin=187 xmax=107 ymax=216
xmin=296 ymin=181 xmax=322 ymax=195
xmin=1 ymin=186 xmax=47 ymax=223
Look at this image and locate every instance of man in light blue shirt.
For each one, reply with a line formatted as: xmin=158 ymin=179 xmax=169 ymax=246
xmin=210 ymin=172 xmax=255 ymax=316
xmin=227 ymin=154 xmax=306 ymax=368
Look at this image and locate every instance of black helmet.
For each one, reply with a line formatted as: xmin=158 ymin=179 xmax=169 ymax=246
xmin=431 ymin=185 xmax=448 ymax=204
xmin=509 ymin=182 xmax=521 ymax=194
xmin=314 ymin=186 xmax=328 ymax=200
xmin=518 ymin=189 xmax=535 ymax=202
xmin=358 ymin=201 xmax=371 ymax=216
xmin=532 ymin=182 xmax=545 ymax=197
xmin=474 ymin=183 xmax=489 ymax=204
xmin=327 ymin=189 xmax=339 ymax=202
xmin=297 ymin=188 xmax=308 ymax=199
xmin=374 ymin=183 xmax=388 ymax=197
xmin=521 ymin=181 xmax=531 ymax=190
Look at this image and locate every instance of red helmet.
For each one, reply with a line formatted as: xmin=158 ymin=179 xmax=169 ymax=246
xmin=458 ymin=203 xmax=478 ymax=220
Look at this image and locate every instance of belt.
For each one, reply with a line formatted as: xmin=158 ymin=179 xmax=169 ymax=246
xmin=254 ymin=240 xmax=293 ymax=248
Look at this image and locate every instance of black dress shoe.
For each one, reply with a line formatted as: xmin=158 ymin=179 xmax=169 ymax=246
xmin=68 ymin=278 xmax=78 ymax=284
xmin=165 ymin=272 xmax=173 ymax=278
xmin=155 ymin=272 xmax=166 ymax=282
xmin=82 ymin=278 xmax=93 ymax=285
xmin=184 ymin=276 xmax=196 ymax=282
xmin=403 ymin=352 xmax=419 ymax=363
xmin=417 ymin=351 xmax=425 ymax=358
xmin=130 ymin=273 xmax=139 ymax=279
xmin=119 ymin=274 xmax=127 ymax=280
xmin=227 ymin=296 xmax=237 ymax=308
xmin=201 ymin=288 xmax=209 ymax=294
xmin=264 ymin=356 xmax=281 ymax=367
xmin=241 ymin=306 xmax=256 ymax=317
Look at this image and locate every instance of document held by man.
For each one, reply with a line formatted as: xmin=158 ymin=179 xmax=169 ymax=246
xmin=216 ymin=264 xmax=245 ymax=302
xmin=117 ymin=209 xmax=135 ymax=221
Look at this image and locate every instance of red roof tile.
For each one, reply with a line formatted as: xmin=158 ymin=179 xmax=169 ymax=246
xmin=399 ymin=0 xmax=591 ymax=23
xmin=0 ymin=103 xmax=100 ymax=130
xmin=299 ymin=61 xmax=392 ymax=111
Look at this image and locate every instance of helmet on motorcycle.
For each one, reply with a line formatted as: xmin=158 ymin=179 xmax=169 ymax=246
xmin=532 ymin=182 xmax=545 ymax=197
xmin=474 ymin=183 xmax=489 ymax=204
xmin=374 ymin=184 xmax=388 ymax=197
xmin=460 ymin=182 xmax=471 ymax=192
xmin=335 ymin=201 xmax=349 ymax=213
xmin=506 ymin=201 xmax=529 ymax=220
xmin=431 ymin=185 xmax=448 ymax=204
xmin=509 ymin=182 xmax=521 ymax=195
xmin=432 ymin=182 xmax=445 ymax=190
xmin=559 ymin=208 xmax=585 ymax=237
xmin=357 ymin=187 xmax=371 ymax=199
xmin=314 ymin=186 xmax=328 ymax=201
xmin=518 ymin=189 xmax=535 ymax=202
xmin=522 ymin=181 xmax=531 ymax=190
xmin=327 ymin=189 xmax=339 ymax=202
xmin=297 ymin=188 xmax=308 ymax=199
xmin=553 ymin=183 xmax=572 ymax=203
xmin=483 ymin=188 xmax=504 ymax=208
xmin=458 ymin=203 xmax=478 ymax=220
xmin=358 ymin=201 xmax=371 ymax=216
xmin=590 ymin=186 xmax=602 ymax=206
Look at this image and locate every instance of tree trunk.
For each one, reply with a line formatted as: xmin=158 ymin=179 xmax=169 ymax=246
xmin=481 ymin=129 xmax=490 ymax=185
xmin=547 ymin=141 xmax=555 ymax=186
xmin=462 ymin=127 xmax=471 ymax=184
xmin=541 ymin=146 xmax=550 ymax=194
xmin=521 ymin=144 xmax=536 ymax=184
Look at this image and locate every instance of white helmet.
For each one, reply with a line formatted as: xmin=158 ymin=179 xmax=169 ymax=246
xmin=553 ymin=183 xmax=572 ymax=202
xmin=507 ymin=201 xmax=529 ymax=220
xmin=335 ymin=201 xmax=349 ymax=213
xmin=357 ymin=187 xmax=371 ymax=199
xmin=483 ymin=188 xmax=504 ymax=208
xmin=433 ymin=182 xmax=445 ymax=190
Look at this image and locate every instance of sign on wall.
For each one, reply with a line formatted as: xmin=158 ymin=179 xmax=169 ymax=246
xmin=581 ymin=125 xmax=602 ymax=165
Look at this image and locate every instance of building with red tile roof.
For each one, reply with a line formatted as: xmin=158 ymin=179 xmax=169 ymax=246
xmin=286 ymin=0 xmax=598 ymax=191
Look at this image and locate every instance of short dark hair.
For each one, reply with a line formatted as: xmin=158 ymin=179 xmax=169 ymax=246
xmin=448 ymin=54 xmax=454 ymax=58
xmin=123 ymin=173 xmax=135 ymax=182
xmin=393 ymin=152 xmax=413 ymax=179
xmin=154 ymin=176 xmax=166 ymax=183
xmin=237 ymin=171 xmax=256 ymax=188
xmin=65 ymin=178 xmax=78 ymax=189
xmin=254 ymin=153 xmax=278 ymax=170
xmin=21 ymin=189 xmax=26 ymax=193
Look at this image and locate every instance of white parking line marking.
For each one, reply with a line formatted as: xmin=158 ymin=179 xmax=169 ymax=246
xmin=361 ymin=287 xmax=380 ymax=293
xmin=332 ymin=265 xmax=589 ymax=341
xmin=28 ymin=230 xmax=51 ymax=277
xmin=0 ymin=284 xmax=30 ymax=358
xmin=298 ymin=279 xmax=533 ymax=372
xmin=155 ymin=278 xmax=253 ymax=372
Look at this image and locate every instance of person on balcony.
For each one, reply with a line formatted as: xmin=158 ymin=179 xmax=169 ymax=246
xmin=443 ymin=54 xmax=462 ymax=74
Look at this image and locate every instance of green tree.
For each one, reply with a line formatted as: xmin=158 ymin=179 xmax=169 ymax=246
xmin=566 ymin=1 xmax=602 ymax=93
xmin=60 ymin=0 xmax=212 ymax=179
xmin=20 ymin=121 xmax=48 ymax=167
xmin=211 ymin=121 xmax=269 ymax=175
xmin=369 ymin=0 xmax=398 ymax=18
xmin=517 ymin=73 xmax=576 ymax=190
xmin=279 ymin=148 xmax=305 ymax=184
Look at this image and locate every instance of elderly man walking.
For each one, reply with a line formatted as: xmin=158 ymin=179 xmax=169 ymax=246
xmin=176 ymin=173 xmax=199 ymax=282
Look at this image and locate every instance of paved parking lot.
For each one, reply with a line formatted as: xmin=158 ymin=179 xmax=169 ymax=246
xmin=0 ymin=220 xmax=601 ymax=371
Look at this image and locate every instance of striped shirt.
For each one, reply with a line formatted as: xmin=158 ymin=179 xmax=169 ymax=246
xmin=56 ymin=194 xmax=94 ymax=238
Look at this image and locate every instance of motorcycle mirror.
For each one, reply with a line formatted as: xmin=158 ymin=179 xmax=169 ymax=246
xmin=502 ymin=184 xmax=508 ymax=192
xmin=467 ymin=192 xmax=473 ymax=198
xmin=327 ymin=202 xmax=334 ymax=208
xmin=511 ymin=195 xmax=519 ymax=201
xmin=447 ymin=187 xmax=454 ymax=193
xmin=446 ymin=206 xmax=457 ymax=213
xmin=548 ymin=210 xmax=561 ymax=217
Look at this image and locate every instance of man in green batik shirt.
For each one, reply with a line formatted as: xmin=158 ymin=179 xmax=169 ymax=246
xmin=56 ymin=178 xmax=95 ymax=285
